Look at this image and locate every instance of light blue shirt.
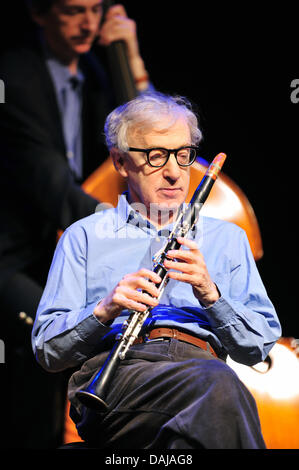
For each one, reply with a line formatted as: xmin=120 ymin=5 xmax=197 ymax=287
xmin=46 ymin=55 xmax=84 ymax=179
xmin=32 ymin=193 xmax=281 ymax=372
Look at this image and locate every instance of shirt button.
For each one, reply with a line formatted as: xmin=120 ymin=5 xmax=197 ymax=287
xmin=66 ymin=150 xmax=74 ymax=159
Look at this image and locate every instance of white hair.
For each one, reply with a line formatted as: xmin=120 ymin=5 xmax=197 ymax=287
xmin=104 ymin=92 xmax=202 ymax=151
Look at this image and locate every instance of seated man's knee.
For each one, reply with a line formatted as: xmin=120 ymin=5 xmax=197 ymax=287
xmin=185 ymin=358 xmax=246 ymax=402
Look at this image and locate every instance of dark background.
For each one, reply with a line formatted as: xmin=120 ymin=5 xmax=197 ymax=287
xmin=0 ymin=1 xmax=297 ymax=338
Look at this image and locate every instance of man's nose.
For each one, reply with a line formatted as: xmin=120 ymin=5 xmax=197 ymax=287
xmin=162 ymin=153 xmax=181 ymax=179
xmin=81 ymin=10 xmax=100 ymax=32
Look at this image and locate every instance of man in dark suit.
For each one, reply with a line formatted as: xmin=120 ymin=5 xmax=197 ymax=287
xmin=0 ymin=0 xmax=152 ymax=448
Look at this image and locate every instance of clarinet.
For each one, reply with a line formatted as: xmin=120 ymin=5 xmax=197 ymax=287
xmin=76 ymin=153 xmax=227 ymax=411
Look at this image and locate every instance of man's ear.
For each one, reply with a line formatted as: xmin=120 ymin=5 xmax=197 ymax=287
xmin=110 ymin=148 xmax=128 ymax=178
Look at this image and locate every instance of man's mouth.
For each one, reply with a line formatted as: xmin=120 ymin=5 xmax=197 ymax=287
xmin=159 ymin=188 xmax=182 ymax=197
xmin=72 ymin=35 xmax=93 ymax=44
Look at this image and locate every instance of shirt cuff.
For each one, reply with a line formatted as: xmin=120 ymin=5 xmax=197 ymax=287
xmin=75 ymin=301 xmax=113 ymax=348
xmin=202 ymin=295 xmax=239 ymax=329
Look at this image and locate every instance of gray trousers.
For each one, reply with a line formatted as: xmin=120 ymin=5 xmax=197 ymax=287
xmin=68 ymin=338 xmax=266 ymax=449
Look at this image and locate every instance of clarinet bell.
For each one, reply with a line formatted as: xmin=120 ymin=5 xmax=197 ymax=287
xmin=75 ymin=390 xmax=109 ymax=412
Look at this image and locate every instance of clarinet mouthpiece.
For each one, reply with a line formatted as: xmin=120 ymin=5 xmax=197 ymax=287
xmin=206 ymin=152 xmax=227 ymax=180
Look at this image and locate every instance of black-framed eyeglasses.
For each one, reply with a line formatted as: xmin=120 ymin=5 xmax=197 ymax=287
xmin=128 ymin=146 xmax=199 ymax=168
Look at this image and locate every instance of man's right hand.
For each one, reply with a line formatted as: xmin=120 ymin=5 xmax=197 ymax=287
xmin=93 ymin=268 xmax=161 ymax=324
xmin=97 ymin=4 xmax=149 ymax=90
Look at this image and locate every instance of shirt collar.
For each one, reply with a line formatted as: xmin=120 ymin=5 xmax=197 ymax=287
xmin=46 ymin=55 xmax=85 ymax=94
xmin=114 ymin=192 xmax=197 ymax=238
xmin=41 ymin=37 xmax=85 ymax=93
xmin=114 ymin=192 xmax=152 ymax=233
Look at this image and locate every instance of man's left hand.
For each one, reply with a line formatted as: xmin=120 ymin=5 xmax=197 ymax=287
xmin=164 ymin=236 xmax=220 ymax=307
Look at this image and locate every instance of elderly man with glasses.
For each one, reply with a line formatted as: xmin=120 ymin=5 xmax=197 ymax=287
xmin=32 ymin=92 xmax=281 ymax=449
